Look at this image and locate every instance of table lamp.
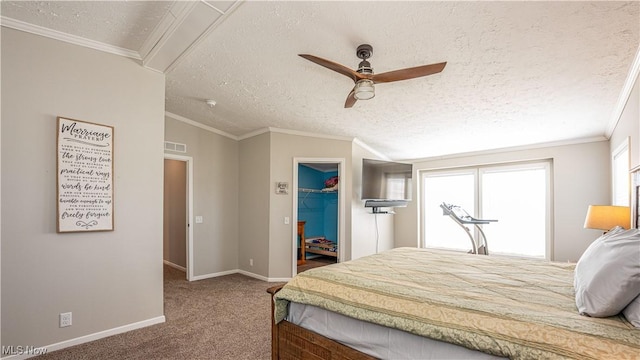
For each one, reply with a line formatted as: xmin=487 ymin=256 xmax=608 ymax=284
xmin=583 ymin=205 xmax=630 ymax=232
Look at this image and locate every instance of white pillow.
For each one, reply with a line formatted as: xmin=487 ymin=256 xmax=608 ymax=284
xmin=574 ymin=227 xmax=640 ymax=317
xmin=623 ymin=294 xmax=640 ymax=328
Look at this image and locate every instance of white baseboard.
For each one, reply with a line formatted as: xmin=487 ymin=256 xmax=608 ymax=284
xmin=163 ymin=260 xmax=186 ymax=272
xmin=190 ymin=269 xmax=238 ymax=281
xmin=237 ymin=269 xmax=269 ymax=282
xmin=237 ymin=269 xmax=291 ymax=283
xmin=1 ymin=316 xmax=165 ymax=360
xmin=190 ymin=268 xmax=291 ymax=283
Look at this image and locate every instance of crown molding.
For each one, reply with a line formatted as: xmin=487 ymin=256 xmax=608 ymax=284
xmin=165 ymin=111 xmax=238 ymax=140
xmin=237 ymin=127 xmax=355 ymax=142
xmin=353 ymin=138 xmax=390 ymax=161
xmin=267 ymin=127 xmax=354 ymax=142
xmin=1 ymin=16 xmax=141 ymax=60
xmin=163 ymin=112 xmax=598 ymax=164
xmin=237 ymin=128 xmax=270 ymax=140
xmin=606 ymin=45 xmax=640 ymax=138
xmin=165 ymin=115 xmax=387 ymax=158
xmin=409 ymin=135 xmax=608 ymax=163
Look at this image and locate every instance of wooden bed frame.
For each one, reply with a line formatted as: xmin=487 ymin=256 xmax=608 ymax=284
xmin=267 ymin=285 xmax=375 ymax=360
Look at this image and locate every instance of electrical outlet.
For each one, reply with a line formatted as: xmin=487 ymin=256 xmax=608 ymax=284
xmin=249 ymin=258 xmax=254 ymax=266
xmin=59 ymin=312 xmax=72 ymax=328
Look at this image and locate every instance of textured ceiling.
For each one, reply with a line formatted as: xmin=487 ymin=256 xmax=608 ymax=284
xmin=3 ymin=1 xmax=639 ymax=160
xmin=1 ymin=1 xmax=174 ymax=52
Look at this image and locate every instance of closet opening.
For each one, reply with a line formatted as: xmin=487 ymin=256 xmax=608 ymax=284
xmin=292 ymin=158 xmax=345 ymax=275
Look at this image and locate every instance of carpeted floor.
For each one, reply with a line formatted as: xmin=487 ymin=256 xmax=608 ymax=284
xmin=297 ymin=255 xmax=336 ymax=273
xmin=37 ymin=266 xmax=284 ymax=360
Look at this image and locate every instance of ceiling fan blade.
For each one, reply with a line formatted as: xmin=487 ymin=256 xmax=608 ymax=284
xmin=299 ymin=54 xmax=366 ymax=83
xmin=371 ymin=62 xmax=447 ymax=84
xmin=344 ymin=88 xmax=357 ymax=108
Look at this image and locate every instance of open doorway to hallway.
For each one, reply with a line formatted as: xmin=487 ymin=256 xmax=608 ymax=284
xmin=163 ymin=155 xmax=193 ymax=280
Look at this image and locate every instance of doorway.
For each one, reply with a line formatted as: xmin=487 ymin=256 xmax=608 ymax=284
xmin=163 ymin=154 xmax=194 ymax=280
xmin=292 ymin=158 xmax=346 ymax=275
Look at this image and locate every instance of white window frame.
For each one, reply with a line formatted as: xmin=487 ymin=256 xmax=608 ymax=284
xmin=612 ymin=138 xmax=630 ymax=206
xmin=420 ymin=160 xmax=553 ymax=259
xmin=420 ymin=167 xmax=477 ymax=249
xmin=479 ymin=161 xmax=552 ymax=259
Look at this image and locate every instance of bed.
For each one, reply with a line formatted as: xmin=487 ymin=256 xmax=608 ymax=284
xmin=268 ymin=247 xmax=640 ymax=360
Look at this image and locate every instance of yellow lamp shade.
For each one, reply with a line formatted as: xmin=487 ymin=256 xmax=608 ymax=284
xmin=584 ymin=205 xmax=630 ymax=231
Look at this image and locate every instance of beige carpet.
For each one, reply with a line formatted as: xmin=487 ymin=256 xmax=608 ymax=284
xmin=297 ymin=255 xmax=336 ymax=273
xmin=37 ymin=266 xmax=284 ymax=360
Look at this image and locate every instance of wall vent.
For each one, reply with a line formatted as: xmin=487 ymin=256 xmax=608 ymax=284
xmin=164 ymin=141 xmax=187 ymax=153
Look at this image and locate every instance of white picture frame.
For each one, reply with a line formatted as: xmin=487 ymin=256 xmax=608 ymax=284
xmin=56 ymin=117 xmax=114 ymax=232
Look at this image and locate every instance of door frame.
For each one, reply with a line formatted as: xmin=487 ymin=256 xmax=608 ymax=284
xmin=164 ymin=154 xmax=194 ymax=281
xmin=292 ymin=157 xmax=346 ymax=276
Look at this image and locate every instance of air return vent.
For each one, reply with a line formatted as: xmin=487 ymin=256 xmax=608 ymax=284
xmin=164 ymin=141 xmax=187 ymax=153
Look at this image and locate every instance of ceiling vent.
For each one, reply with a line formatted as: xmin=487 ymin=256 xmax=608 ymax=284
xmin=164 ymin=141 xmax=187 ymax=153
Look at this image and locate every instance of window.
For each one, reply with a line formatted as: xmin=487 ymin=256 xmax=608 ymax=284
xmin=421 ymin=161 xmax=551 ymax=259
xmin=612 ymin=139 xmax=630 ymax=206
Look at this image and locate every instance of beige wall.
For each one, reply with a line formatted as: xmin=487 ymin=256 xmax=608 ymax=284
xmin=164 ymin=118 xmax=239 ymax=277
xmin=238 ymin=133 xmax=271 ymax=277
xmin=610 ymin=72 xmax=639 ymax=170
xmin=236 ymin=131 xmax=383 ymax=279
xmin=170 ymin=127 xmax=362 ymax=281
xmin=397 ymin=140 xmax=610 ymax=262
xmin=351 ymin=142 xmax=395 ymax=259
xmin=2 ymin=28 xmax=165 ymax=348
xmin=266 ymin=132 xmax=352 ymax=279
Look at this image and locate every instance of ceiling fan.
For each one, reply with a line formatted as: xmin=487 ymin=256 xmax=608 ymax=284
xmin=299 ymin=44 xmax=446 ymax=108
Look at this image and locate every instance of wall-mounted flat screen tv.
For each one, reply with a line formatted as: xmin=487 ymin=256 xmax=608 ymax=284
xmin=361 ymin=158 xmax=413 ymax=211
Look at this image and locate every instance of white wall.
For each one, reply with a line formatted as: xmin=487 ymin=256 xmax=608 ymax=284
xmin=1 ymin=28 xmax=165 ymax=349
xmin=164 ymin=117 xmax=239 ymax=277
xmin=397 ymin=140 xmax=610 ymax=262
xmin=351 ymin=141 xmax=394 ymax=260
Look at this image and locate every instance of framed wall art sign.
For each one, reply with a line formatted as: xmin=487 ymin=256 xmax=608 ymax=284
xmin=56 ymin=117 xmax=114 ymax=232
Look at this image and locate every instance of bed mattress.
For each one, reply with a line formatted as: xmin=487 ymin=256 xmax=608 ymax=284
xmin=287 ymin=301 xmax=505 ymax=360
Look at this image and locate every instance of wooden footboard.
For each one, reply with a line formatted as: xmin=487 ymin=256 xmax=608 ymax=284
xmin=267 ymin=285 xmax=376 ymax=360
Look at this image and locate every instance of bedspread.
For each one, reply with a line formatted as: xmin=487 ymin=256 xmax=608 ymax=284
xmin=274 ymin=247 xmax=640 ymax=360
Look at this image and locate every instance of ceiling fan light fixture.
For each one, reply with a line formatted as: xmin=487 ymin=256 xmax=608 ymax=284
xmin=354 ymin=79 xmax=375 ymax=100
xmin=299 ymin=44 xmax=445 ymax=107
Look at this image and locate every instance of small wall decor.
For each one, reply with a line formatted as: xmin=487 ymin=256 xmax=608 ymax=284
xmin=56 ymin=117 xmax=114 ymax=232
xmin=276 ymin=182 xmax=289 ymax=195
